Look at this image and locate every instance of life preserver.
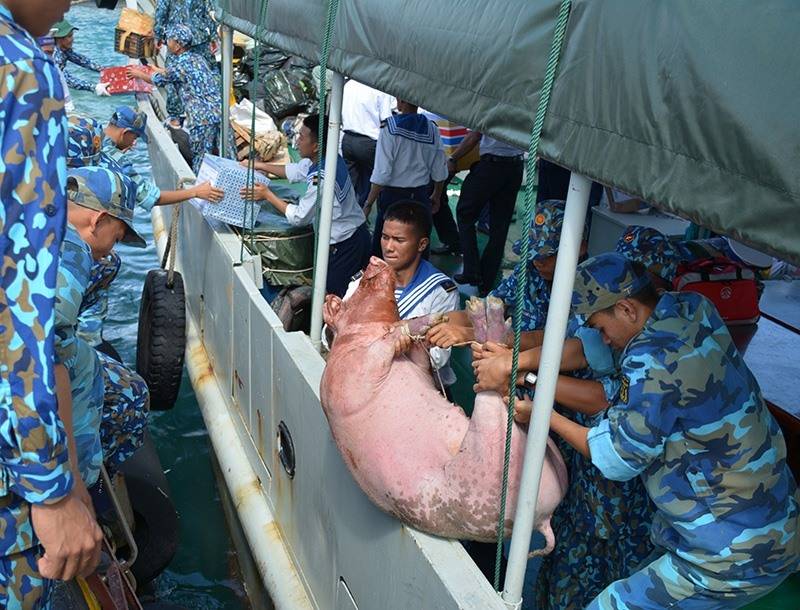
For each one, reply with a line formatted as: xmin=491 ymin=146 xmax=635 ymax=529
xmin=136 ymin=269 xmax=186 ymax=410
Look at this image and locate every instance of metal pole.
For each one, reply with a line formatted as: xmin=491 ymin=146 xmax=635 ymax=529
xmin=309 ymin=72 xmax=345 ymax=349
xmin=501 ymin=172 xmax=591 ymax=608
xmin=220 ymin=25 xmax=234 ymax=158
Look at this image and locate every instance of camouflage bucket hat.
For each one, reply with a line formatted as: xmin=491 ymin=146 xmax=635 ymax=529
xmin=572 ymin=253 xmax=652 ymax=318
xmin=615 ymin=225 xmax=679 ymax=282
xmin=67 ymin=115 xmax=104 ymax=168
xmin=67 ymin=167 xmax=146 ymax=248
xmin=166 ymin=24 xmax=193 ymax=48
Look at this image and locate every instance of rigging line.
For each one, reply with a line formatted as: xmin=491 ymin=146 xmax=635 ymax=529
xmin=494 ymin=0 xmax=573 ymax=593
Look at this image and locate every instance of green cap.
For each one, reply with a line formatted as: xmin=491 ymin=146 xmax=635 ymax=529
xmin=67 ymin=167 xmax=146 ymax=249
xmin=52 ymin=20 xmax=77 ymax=38
xmin=571 ymin=253 xmax=652 ymax=318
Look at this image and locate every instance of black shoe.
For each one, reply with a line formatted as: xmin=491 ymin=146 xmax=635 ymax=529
xmin=454 ymin=273 xmax=480 ymax=286
xmin=431 ymin=244 xmax=462 ymax=256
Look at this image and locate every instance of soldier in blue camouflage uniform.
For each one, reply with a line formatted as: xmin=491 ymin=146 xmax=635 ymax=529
xmin=129 ymin=26 xmax=226 ymax=174
xmin=548 ymin=252 xmax=800 ymax=608
xmin=66 ymin=111 xmax=222 ymax=345
xmin=1 ymin=1 xmax=103 ymax=607
xmin=154 ymin=0 xmax=218 ymax=121
xmin=61 ymin=167 xmax=150 ymax=485
xmin=51 ymin=20 xmax=109 ymax=96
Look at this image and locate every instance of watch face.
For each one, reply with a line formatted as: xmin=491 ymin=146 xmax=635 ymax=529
xmin=525 ymin=372 xmax=537 ymax=386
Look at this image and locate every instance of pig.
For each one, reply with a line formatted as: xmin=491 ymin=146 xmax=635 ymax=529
xmin=320 ymin=257 xmax=568 ymax=550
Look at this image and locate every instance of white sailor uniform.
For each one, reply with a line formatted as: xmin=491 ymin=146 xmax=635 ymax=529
xmin=284 ymin=155 xmax=370 ymax=296
xmin=341 ymin=259 xmax=459 ymax=385
xmin=369 ymin=113 xmax=448 ymax=255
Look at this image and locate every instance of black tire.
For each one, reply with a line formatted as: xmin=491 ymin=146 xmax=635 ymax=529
xmin=120 ymin=432 xmax=180 ymax=587
xmin=136 ymin=269 xmax=186 ymax=410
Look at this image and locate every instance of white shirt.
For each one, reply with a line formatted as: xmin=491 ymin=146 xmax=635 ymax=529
xmin=341 ymin=80 xmax=395 ymax=141
xmin=284 ymin=156 xmax=366 ymax=244
xmin=479 ymin=134 xmax=523 ymax=157
xmin=370 ymin=114 xmax=449 ymax=188
xmin=330 ymin=259 xmax=460 ymax=385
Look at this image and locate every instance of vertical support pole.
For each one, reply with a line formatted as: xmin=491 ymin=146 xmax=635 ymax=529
xmin=501 ymin=173 xmax=591 ymax=608
xmin=309 ymin=71 xmax=345 ymax=349
xmin=220 ymin=25 xmax=234 ymax=158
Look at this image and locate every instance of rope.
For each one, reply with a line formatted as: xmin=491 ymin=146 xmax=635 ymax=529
xmin=240 ymin=0 xmax=271 ymax=263
xmin=162 ymin=177 xmax=195 ymax=287
xmin=310 ymin=0 xmax=341 ymax=286
xmin=494 ymin=0 xmax=573 ymax=592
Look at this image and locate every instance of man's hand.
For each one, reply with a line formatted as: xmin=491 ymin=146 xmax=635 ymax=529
xmin=447 ymin=158 xmax=456 ymax=176
xmin=513 ymin=397 xmax=532 ymax=424
xmin=240 ymin=183 xmax=270 ymax=201
xmin=470 ymin=340 xmax=510 ymax=362
xmin=32 ymin=491 xmax=103 ymax=580
xmin=430 ymin=194 xmax=441 ymax=214
xmin=426 ymin=322 xmax=473 ymax=348
xmin=473 ymin=351 xmax=513 ymax=393
xmin=194 ymin=181 xmax=224 ymax=203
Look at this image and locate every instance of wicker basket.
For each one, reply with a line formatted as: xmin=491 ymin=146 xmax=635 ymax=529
xmin=115 ymin=8 xmax=155 ymax=58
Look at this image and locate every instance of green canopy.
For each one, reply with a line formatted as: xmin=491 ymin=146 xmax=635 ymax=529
xmin=218 ymin=0 xmax=800 ymax=264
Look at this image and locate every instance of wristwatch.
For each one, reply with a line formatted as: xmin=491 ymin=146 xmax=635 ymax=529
xmin=523 ymin=372 xmax=537 ymax=388
xmin=448 ymin=155 xmax=457 ymax=164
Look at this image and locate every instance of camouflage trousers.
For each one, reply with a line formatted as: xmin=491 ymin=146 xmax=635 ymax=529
xmin=98 ymin=351 xmax=149 ymax=475
xmin=188 ymin=122 xmax=223 ymax=174
xmin=586 ymin=552 xmax=786 ymax=609
xmin=77 ymin=251 xmax=122 ymax=347
xmin=165 ymin=43 xmax=217 ymax=119
xmin=0 ymin=547 xmax=50 ymax=610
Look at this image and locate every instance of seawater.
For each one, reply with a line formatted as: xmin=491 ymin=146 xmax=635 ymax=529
xmin=65 ymin=4 xmax=246 ymax=608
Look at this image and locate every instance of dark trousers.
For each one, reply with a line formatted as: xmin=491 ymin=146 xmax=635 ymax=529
xmin=327 ymin=223 xmax=371 ymax=297
xmin=432 ymin=176 xmax=461 ymax=250
xmin=341 ymin=131 xmax=377 ymax=207
xmin=371 ymin=184 xmax=432 ymax=257
xmin=457 ymin=156 xmax=523 ymax=291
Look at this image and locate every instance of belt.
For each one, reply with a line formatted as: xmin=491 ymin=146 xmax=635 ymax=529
xmin=343 ymin=130 xmax=375 ymax=139
xmin=481 ymin=153 xmax=524 ymax=163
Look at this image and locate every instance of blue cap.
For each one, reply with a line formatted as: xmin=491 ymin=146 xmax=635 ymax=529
xmin=67 ymin=115 xmax=104 ymax=168
xmin=571 ymin=253 xmax=652 ymax=318
xmin=109 ymin=106 xmax=148 ymax=143
xmin=166 ymin=24 xmax=193 ymax=48
xmin=66 ymin=167 xmax=146 ymax=249
xmin=615 ymin=225 xmax=679 ymax=282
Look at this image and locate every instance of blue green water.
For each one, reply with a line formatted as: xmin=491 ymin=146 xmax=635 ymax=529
xmin=65 ymin=4 xmax=245 ymax=608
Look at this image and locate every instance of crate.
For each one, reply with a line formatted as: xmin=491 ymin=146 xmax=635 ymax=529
xmin=115 ymin=8 xmax=155 ymax=58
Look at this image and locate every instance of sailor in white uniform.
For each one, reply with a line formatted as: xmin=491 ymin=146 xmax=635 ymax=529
xmin=242 ymin=113 xmax=370 ymax=296
xmin=364 ymin=100 xmax=448 ymax=257
xmin=331 ymin=200 xmax=459 ymax=387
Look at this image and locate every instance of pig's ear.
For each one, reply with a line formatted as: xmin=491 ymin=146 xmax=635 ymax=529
xmin=323 ymin=295 xmax=344 ymax=330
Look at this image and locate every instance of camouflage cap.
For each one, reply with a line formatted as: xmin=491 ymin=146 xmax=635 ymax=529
xmin=109 ymin=106 xmax=148 ymax=143
xmin=67 ymin=167 xmax=146 ymax=249
xmin=67 ymin=115 xmax=104 ymax=168
xmin=166 ymin=24 xmax=193 ymax=48
xmin=572 ymin=253 xmax=652 ymax=318
xmin=511 ymin=199 xmax=574 ymax=261
xmin=615 ymin=225 xmax=679 ymax=282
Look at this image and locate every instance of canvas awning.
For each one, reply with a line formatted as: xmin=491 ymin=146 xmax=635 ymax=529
xmin=217 ymin=0 xmax=800 ymax=264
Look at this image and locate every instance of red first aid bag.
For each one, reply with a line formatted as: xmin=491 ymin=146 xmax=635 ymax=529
xmin=673 ymin=258 xmax=760 ymax=325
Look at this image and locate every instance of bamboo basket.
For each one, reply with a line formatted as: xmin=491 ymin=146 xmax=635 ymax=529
xmin=115 ymin=8 xmax=155 ymax=58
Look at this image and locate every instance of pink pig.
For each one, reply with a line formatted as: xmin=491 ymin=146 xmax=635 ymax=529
xmin=321 ymin=257 xmax=568 ymax=549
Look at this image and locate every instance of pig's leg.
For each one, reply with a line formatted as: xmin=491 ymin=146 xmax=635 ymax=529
xmin=466 ymin=297 xmax=487 ymax=343
xmin=529 ymin=520 xmax=555 ymax=557
xmin=401 ymin=312 xmax=448 ymax=337
xmin=485 ymin=296 xmax=507 ymax=343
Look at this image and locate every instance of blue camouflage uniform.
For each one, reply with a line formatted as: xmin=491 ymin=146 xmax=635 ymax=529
xmin=52 ymin=45 xmax=102 ymax=93
xmin=154 ymin=3 xmax=218 ymax=119
xmin=1 ymin=7 xmax=74 ymax=608
xmin=573 ymin=253 xmax=800 ymax=609
xmin=492 ymin=202 xmax=655 ymax=609
xmin=67 ymin=112 xmax=158 ymax=345
xmin=61 ymin=167 xmax=150 ymax=483
xmin=152 ymin=25 xmax=223 ymax=174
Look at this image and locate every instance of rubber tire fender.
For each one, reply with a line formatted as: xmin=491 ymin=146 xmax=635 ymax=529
xmin=136 ymin=269 xmax=186 ymax=410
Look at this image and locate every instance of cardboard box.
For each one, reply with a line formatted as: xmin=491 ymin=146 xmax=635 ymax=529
xmin=429 ymin=116 xmax=480 ymax=171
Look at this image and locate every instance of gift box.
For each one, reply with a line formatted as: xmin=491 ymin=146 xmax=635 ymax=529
xmin=115 ymin=8 xmax=156 ymax=58
xmin=100 ymin=66 xmax=153 ymax=95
